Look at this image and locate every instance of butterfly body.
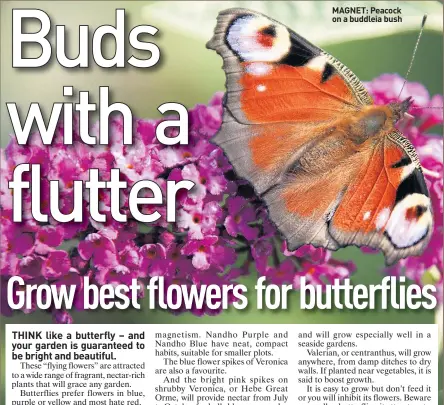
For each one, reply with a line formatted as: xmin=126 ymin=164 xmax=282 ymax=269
xmin=207 ymin=8 xmax=433 ymax=265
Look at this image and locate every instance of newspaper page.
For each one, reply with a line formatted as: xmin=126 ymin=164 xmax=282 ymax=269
xmin=1 ymin=1 xmax=442 ymax=404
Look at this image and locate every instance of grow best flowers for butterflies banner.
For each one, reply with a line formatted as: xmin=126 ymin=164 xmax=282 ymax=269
xmin=0 ymin=1 xmax=443 ymax=404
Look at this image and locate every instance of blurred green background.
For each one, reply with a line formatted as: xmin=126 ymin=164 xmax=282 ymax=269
xmin=1 ymin=0 xmax=443 ymax=401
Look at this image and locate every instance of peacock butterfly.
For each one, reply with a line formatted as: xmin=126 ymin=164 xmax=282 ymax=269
xmin=207 ymin=8 xmax=433 ymax=265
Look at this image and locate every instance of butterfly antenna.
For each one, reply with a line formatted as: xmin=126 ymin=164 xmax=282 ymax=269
xmin=398 ymin=14 xmax=427 ymax=100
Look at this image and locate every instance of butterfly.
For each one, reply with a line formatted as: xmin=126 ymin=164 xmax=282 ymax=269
xmin=207 ymin=8 xmax=433 ymax=265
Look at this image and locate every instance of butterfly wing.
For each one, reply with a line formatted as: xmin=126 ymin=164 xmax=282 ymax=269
xmin=328 ymin=132 xmax=433 ymax=265
xmin=208 ymin=8 xmax=432 ymax=263
xmin=207 ymin=8 xmax=372 ymax=194
xmin=207 ymin=8 xmax=372 ymax=125
xmin=263 ymin=130 xmax=433 ymax=264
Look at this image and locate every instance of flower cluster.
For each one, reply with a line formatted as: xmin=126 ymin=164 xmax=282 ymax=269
xmin=0 ymin=74 xmax=442 ymax=322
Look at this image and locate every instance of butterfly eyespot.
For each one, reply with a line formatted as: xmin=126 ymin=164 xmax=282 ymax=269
xmin=226 ymin=15 xmax=291 ymax=62
xmin=405 ymin=205 xmax=428 ymax=220
xmin=257 ymin=25 xmax=277 ymax=47
xmin=384 ymin=194 xmax=432 ymax=249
